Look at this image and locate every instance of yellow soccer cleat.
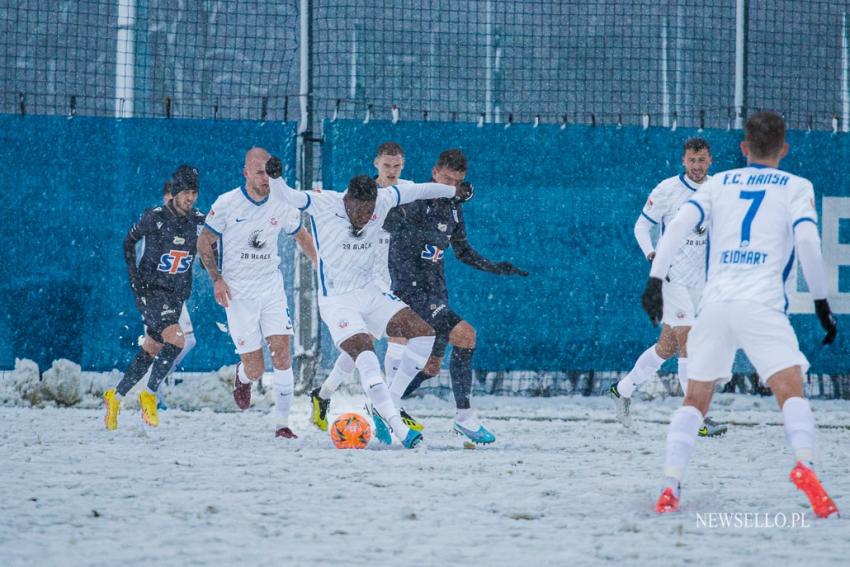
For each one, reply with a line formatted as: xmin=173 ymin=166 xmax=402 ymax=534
xmin=400 ymin=408 xmax=424 ymax=432
xmin=103 ymin=388 xmax=121 ymax=431
xmin=309 ymin=388 xmax=330 ymax=431
xmin=139 ymin=390 xmax=159 ymax=427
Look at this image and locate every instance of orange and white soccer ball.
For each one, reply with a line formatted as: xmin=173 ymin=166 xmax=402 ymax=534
xmin=330 ymin=412 xmax=372 ymax=449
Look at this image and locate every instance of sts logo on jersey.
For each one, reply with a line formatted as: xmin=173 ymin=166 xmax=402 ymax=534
xmin=158 ymin=250 xmax=194 ymax=274
xmin=420 ymin=244 xmax=444 ymax=263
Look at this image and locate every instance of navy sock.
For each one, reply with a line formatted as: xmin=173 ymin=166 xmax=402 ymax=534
xmin=402 ymin=370 xmax=434 ymax=399
xmin=146 ymin=343 xmax=183 ymax=392
xmin=116 ymin=349 xmax=155 ymax=396
xmin=450 ymin=347 xmax=474 ymax=410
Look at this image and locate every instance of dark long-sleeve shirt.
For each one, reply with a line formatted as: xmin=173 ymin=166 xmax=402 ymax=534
xmin=123 ymin=203 xmax=206 ymax=301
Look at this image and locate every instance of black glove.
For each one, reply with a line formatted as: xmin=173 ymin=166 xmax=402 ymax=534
xmin=814 ymin=299 xmax=838 ymax=345
xmin=494 ymin=262 xmax=528 ymax=276
xmin=265 ymin=155 xmax=283 ymax=179
xmin=641 ymin=277 xmax=664 ymax=326
xmin=453 ymin=181 xmax=474 ymax=203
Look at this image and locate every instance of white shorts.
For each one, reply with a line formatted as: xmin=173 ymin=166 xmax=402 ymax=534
xmin=688 ymin=301 xmax=809 ymax=384
xmin=225 ymin=290 xmax=293 ymax=354
xmin=319 ymin=281 xmax=407 ymax=347
xmin=662 ymin=281 xmax=701 ymax=327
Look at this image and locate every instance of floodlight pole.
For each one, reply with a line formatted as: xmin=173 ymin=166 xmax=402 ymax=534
xmin=734 ymin=0 xmax=748 ymax=129
xmin=294 ymin=0 xmax=321 ymax=391
xmin=115 ymin=0 xmax=136 ymax=118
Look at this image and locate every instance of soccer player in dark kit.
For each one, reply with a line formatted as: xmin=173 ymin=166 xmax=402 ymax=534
xmin=384 ymin=149 xmax=528 ymax=444
xmin=103 ymin=165 xmax=206 ymax=430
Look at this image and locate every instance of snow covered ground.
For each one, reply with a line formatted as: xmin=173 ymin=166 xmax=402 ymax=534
xmin=2 ymin=386 xmax=848 ymax=566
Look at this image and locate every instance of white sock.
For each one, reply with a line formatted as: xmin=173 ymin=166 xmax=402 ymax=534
xmin=663 ymin=405 xmax=703 ymax=481
xmin=356 ymin=351 xmax=409 ymax=441
xmin=319 ymin=352 xmax=355 ymax=399
xmin=782 ymin=396 xmax=816 ymax=463
xmin=169 ymin=332 xmax=196 ymax=374
xmin=237 ymin=363 xmax=252 ymax=384
xmin=388 ymin=336 xmax=434 ymax=407
xmin=384 ymin=341 xmax=406 ymax=382
xmin=677 ymin=358 xmax=688 ymax=396
xmin=617 ymin=345 xmax=666 ymax=398
xmin=272 ymin=368 xmax=294 ymax=427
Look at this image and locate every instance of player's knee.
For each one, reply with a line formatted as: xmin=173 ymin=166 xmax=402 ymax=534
xmin=451 ymin=322 xmax=476 ymax=349
xmin=142 ymin=338 xmax=162 ymax=357
xmin=340 ymin=333 xmax=374 ymax=361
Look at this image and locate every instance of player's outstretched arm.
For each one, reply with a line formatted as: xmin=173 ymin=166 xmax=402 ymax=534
xmin=294 ymin=226 xmax=318 ymax=267
xmin=395 ymin=182 xmax=455 ymax=205
xmin=641 ymin=202 xmax=702 ymax=325
xmin=266 ymin=156 xmax=310 ymax=211
xmin=453 ymin=238 xmax=528 ymax=276
xmin=795 ymin=221 xmax=837 ymax=344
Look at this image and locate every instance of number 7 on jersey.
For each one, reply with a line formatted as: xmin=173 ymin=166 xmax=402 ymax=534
xmin=739 ymin=190 xmax=765 ymax=247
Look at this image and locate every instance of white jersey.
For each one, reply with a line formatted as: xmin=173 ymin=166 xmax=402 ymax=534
xmin=642 ymin=173 xmax=710 ymax=288
xmin=303 ymin=186 xmax=402 ymax=297
xmin=205 ymin=186 xmax=302 ymax=299
xmin=373 ymin=178 xmax=413 ymax=286
xmin=688 ymin=164 xmax=817 ymax=313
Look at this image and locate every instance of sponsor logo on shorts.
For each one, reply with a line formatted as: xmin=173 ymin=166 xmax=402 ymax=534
xmin=173 ymin=236 xmax=186 ymax=245
xmin=161 ymin=308 xmax=176 ymax=316
xmin=238 ymin=338 xmax=245 ymax=346
xmin=339 ymin=320 xmax=349 ymax=329
xmin=431 ymin=304 xmax=446 ymax=318
xmin=676 ymin=310 xmax=686 ymax=319
xmin=270 ymin=217 xmax=279 ymax=226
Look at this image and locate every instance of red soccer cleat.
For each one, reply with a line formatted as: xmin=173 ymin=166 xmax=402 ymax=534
xmin=275 ymin=427 xmax=298 ymax=439
xmin=790 ymin=461 xmax=839 ymax=519
xmin=655 ymin=487 xmax=680 ymax=514
xmin=232 ymin=362 xmax=252 ymax=410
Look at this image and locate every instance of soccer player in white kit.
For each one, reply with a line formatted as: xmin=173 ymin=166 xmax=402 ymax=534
xmin=309 ymin=142 xmax=420 ymax=432
xmin=642 ymin=112 xmax=839 ymax=517
xmin=197 ymin=148 xmax=317 ymax=439
xmin=611 ymin=138 xmax=726 ymax=436
xmin=266 ymin=155 xmax=464 ymax=448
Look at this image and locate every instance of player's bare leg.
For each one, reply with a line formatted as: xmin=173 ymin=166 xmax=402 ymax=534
xmin=655 ymin=379 xmax=716 ymax=513
xmin=267 ymin=334 xmax=297 ymax=438
xmin=341 ymin=328 xmax=424 ymax=449
xmin=769 ymin=366 xmax=839 ymax=518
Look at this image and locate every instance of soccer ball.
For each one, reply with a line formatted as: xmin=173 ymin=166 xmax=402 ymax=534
xmin=330 ymin=413 xmax=372 ymax=449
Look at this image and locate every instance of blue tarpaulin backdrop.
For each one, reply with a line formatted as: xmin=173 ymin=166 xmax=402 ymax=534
xmin=0 ymin=115 xmax=846 ymax=375
xmin=0 ymin=115 xmax=297 ymax=371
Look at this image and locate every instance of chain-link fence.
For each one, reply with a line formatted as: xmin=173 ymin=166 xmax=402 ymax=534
xmin=2 ymin=1 xmax=849 ymax=130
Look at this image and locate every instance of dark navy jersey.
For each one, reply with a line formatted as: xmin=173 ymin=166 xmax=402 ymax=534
xmin=385 ymin=197 xmax=461 ymax=298
xmin=124 ymin=203 xmax=206 ymax=301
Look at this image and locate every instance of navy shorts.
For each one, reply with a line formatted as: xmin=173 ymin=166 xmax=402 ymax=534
xmin=138 ymin=291 xmax=183 ymax=343
xmin=395 ymin=289 xmax=462 ymax=358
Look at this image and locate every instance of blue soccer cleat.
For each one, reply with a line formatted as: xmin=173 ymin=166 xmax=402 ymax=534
xmin=366 ymin=404 xmax=393 ymax=445
xmin=402 ymin=429 xmax=423 ymax=449
xmin=453 ymin=420 xmax=496 ymax=445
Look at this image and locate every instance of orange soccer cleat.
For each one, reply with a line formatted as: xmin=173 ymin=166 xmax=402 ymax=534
xmin=790 ymin=461 xmax=839 ymax=519
xmin=655 ymin=487 xmax=680 ymax=514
